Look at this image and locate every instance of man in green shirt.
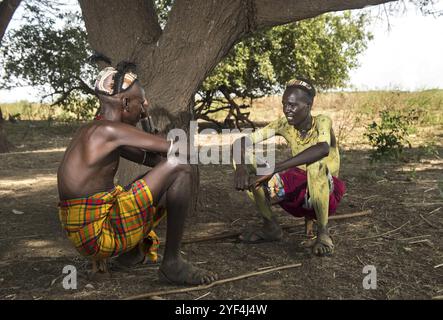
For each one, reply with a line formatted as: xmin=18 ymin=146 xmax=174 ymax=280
xmin=233 ymin=79 xmax=346 ymax=256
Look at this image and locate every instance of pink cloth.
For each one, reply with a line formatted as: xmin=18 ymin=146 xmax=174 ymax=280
xmin=278 ymin=167 xmax=346 ymax=219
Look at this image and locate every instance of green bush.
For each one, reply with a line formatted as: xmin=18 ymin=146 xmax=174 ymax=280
xmin=364 ymin=110 xmax=417 ymax=160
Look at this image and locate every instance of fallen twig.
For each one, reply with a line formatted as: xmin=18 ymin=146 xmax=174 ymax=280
xmin=409 ymin=239 xmax=432 ymax=245
xmin=398 ymin=235 xmax=431 ymax=241
xmin=353 ymin=221 xmax=410 ymax=241
xmin=426 ymin=207 xmax=442 ymax=217
xmin=149 ymin=295 xmax=165 ymax=300
xmin=246 ymin=292 xmax=266 ymax=300
xmin=432 ymin=295 xmax=443 ymax=300
xmin=356 ymin=255 xmax=365 ymax=266
xmin=194 ymin=292 xmax=211 ymax=300
xmin=434 ymin=263 xmax=443 ymax=269
xmin=0 ymin=234 xmax=42 ymax=241
xmin=123 ymin=263 xmax=302 ymax=300
xmin=183 ymin=210 xmax=372 ymax=244
xmin=361 ymin=196 xmax=380 ymax=210
xmin=419 ymin=214 xmax=440 ymax=229
xmin=257 ymin=265 xmax=277 ymax=271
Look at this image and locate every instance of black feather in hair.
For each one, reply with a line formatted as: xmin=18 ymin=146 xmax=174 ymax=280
xmin=88 ymin=52 xmax=112 ymax=66
xmin=116 ymin=61 xmax=137 ymax=74
xmin=113 ymin=61 xmax=137 ymax=95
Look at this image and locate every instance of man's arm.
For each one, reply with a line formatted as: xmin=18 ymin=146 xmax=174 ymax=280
xmin=103 ymin=121 xmax=171 ymax=154
xmin=232 ymin=136 xmax=253 ymax=190
xmin=120 ymin=146 xmax=165 ymax=167
xmin=275 ymin=114 xmax=333 ymax=172
xmin=274 ymin=142 xmax=329 ymax=173
xmin=232 ymin=118 xmax=280 ymax=190
xmin=254 ymin=115 xmax=334 ymax=186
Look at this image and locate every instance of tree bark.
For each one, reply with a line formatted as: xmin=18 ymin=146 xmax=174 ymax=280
xmin=78 ymin=0 xmax=396 ymax=185
xmin=0 ymin=0 xmax=21 ymax=152
xmin=0 ymin=0 xmax=22 ymax=44
xmin=0 ymin=109 xmax=10 ymax=153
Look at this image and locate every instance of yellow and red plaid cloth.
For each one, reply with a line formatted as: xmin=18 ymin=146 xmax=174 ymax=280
xmin=58 ymin=179 xmax=165 ymax=262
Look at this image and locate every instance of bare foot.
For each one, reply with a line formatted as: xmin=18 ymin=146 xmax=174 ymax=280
xmin=159 ymin=259 xmax=218 ymax=285
xmin=312 ymin=227 xmax=334 ymax=256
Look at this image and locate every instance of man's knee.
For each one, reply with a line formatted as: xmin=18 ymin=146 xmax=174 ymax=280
xmin=173 ymin=163 xmax=193 ymax=179
xmin=307 ymin=161 xmax=326 ymax=177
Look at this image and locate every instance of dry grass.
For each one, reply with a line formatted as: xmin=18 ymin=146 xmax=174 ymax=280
xmin=207 ymin=90 xmax=443 ymax=152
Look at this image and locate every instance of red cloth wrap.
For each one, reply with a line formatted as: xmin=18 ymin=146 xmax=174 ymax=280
xmin=278 ymin=167 xmax=346 ymax=219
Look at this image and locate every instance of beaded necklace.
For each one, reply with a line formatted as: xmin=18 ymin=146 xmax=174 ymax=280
xmin=292 ymin=116 xmax=317 ymax=145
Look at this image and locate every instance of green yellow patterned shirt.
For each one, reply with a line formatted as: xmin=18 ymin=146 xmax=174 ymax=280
xmin=248 ymin=114 xmax=340 ymax=176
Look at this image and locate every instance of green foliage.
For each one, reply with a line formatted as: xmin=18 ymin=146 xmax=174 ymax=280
xmin=364 ymin=109 xmax=418 ymax=160
xmin=196 ymin=12 xmax=372 ymax=127
xmin=0 ymin=3 xmax=97 ymax=120
xmin=204 ymin=12 xmax=371 ymax=94
xmin=0 ymin=100 xmax=52 ymax=120
xmin=417 ymin=141 xmax=440 ymax=159
xmin=56 ymin=93 xmax=98 ymax=121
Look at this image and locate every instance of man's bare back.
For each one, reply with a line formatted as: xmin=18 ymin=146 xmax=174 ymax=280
xmin=57 ymin=122 xmax=120 ymax=200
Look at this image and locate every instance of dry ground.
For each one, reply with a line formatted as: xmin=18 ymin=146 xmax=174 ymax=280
xmin=0 ymin=99 xmax=442 ymax=300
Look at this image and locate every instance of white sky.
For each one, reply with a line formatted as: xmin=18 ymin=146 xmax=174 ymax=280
xmin=349 ymin=5 xmax=443 ymax=91
xmin=0 ymin=2 xmax=443 ymax=102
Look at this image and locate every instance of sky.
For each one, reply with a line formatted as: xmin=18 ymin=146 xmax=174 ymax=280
xmin=349 ymin=4 xmax=443 ymax=91
xmin=0 ymin=2 xmax=443 ymax=102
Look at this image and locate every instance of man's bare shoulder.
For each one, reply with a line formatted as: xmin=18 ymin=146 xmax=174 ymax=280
xmin=315 ymin=114 xmax=332 ymax=123
xmin=75 ymin=120 xmax=132 ymax=141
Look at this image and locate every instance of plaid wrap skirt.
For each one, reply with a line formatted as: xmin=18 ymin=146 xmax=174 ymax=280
xmin=58 ymin=179 xmax=165 ymax=261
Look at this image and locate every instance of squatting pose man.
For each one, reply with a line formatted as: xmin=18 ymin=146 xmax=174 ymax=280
xmin=233 ymin=79 xmax=346 ymax=256
xmin=57 ymin=61 xmax=217 ymax=285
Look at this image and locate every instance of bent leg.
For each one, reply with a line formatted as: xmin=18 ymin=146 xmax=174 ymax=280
xmin=233 ymin=157 xmax=282 ymax=242
xmin=307 ymin=160 xmax=334 ymax=256
xmin=142 ymin=159 xmax=218 ymax=285
xmin=238 ymin=187 xmax=282 ymax=242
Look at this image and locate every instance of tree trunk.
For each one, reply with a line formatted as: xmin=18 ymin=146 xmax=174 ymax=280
xmin=0 ymin=0 xmax=22 ymax=44
xmin=78 ymin=0 xmax=395 ymax=185
xmin=0 ymin=109 xmax=10 ymax=153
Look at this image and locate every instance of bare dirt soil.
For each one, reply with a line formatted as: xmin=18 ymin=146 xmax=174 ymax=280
xmin=0 ymin=119 xmax=442 ymax=300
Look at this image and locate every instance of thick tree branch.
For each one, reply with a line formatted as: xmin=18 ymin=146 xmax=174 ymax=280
xmin=78 ymin=0 xmax=162 ymax=65
xmin=140 ymin=0 xmax=248 ymax=128
xmin=0 ymin=0 xmax=22 ymax=44
xmin=77 ymin=77 xmax=96 ymax=96
xmin=253 ymin=0 xmax=398 ymax=29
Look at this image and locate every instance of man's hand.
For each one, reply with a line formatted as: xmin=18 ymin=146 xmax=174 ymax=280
xmin=252 ymin=173 xmax=273 ymax=189
xmin=234 ymin=164 xmax=251 ymax=191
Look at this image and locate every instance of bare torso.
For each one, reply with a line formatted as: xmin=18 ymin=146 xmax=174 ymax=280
xmin=57 ymin=121 xmax=120 ymax=200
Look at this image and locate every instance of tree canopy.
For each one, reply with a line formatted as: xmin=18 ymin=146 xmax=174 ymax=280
xmin=1 ymin=1 xmax=371 ymax=123
xmin=0 ymin=3 xmax=97 ymax=120
xmin=197 ymin=11 xmax=372 ymax=127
